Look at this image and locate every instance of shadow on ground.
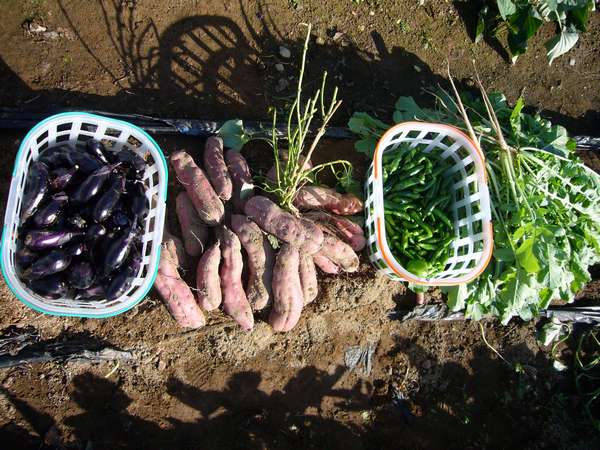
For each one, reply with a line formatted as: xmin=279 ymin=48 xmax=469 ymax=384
xmin=2 ymin=332 xmax=598 ymax=450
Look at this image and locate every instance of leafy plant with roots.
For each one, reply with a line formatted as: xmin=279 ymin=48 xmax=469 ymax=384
xmin=219 ymin=23 xmax=354 ymax=215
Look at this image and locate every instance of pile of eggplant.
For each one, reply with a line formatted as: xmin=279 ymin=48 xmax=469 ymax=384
xmin=16 ymin=140 xmax=149 ymax=301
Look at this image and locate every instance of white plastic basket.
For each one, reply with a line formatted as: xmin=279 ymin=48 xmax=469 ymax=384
xmin=364 ymin=122 xmax=494 ymax=286
xmin=1 ymin=112 xmax=168 ymax=317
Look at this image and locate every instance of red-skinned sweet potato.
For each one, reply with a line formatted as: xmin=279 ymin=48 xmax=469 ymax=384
xmin=225 ymin=149 xmax=254 ymax=213
xmin=244 ymin=196 xmax=305 ymax=245
xmin=294 ymin=186 xmax=363 ymax=215
xmin=298 ymin=218 xmax=324 ymax=254
xmin=171 ymin=150 xmax=224 ymax=225
xmin=196 ymin=240 xmax=222 ymax=311
xmin=219 ymin=226 xmax=254 ymax=331
xmin=176 ymin=191 xmax=209 ymax=257
xmin=204 ymin=136 xmax=232 ymax=201
xmin=231 ymin=214 xmax=274 ymax=310
xmin=318 ymin=232 xmax=359 ymax=272
xmin=270 ymin=244 xmax=304 ymax=332
xmin=312 ymin=253 xmax=340 ymax=274
xmin=299 ymin=254 xmax=318 ymax=304
xmin=155 ymin=236 xmax=205 ymax=328
xmin=305 ymin=211 xmax=366 ymax=252
xmin=162 ymin=225 xmax=187 ymax=270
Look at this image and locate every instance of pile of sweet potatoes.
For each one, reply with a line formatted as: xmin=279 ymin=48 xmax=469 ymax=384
xmin=154 ymin=136 xmax=365 ymax=332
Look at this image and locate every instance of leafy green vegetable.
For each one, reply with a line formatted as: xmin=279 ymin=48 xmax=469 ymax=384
xmin=348 ymin=86 xmax=600 ymax=324
xmin=472 ymin=0 xmax=596 ymax=64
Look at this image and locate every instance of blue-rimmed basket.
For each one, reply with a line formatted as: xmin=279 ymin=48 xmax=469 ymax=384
xmin=1 ymin=112 xmax=168 ymax=318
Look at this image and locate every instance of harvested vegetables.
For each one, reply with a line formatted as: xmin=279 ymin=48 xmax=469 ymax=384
xmin=16 ymin=140 xmax=148 ymax=300
xmin=381 ymin=143 xmax=455 ymax=277
xmin=154 ymin=24 xmax=365 ymax=332
xmin=349 ymin=78 xmax=600 ymax=323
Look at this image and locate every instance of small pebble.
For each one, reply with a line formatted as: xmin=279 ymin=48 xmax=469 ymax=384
xmin=569 ymin=58 xmax=576 ymax=66
xmin=316 ymin=36 xmax=325 ymax=45
xmin=279 ymin=46 xmax=291 ymax=59
xmin=275 ymin=63 xmax=284 ymax=72
xmin=358 ymin=25 xmax=365 ymax=32
xmin=369 ymin=10 xmax=375 ymax=16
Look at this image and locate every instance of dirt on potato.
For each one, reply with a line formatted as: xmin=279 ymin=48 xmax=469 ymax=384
xmin=1 ymin=1 xmax=599 ymax=449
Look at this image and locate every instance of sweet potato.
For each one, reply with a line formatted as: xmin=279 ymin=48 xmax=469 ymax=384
xmin=231 ymin=214 xmax=274 ymax=310
xmin=176 ymin=191 xmax=209 ymax=257
xmin=312 ymin=253 xmax=340 ymax=274
xmin=294 ymin=186 xmax=363 ymax=215
xmin=219 ymin=226 xmax=254 ymax=331
xmin=299 ymin=254 xmax=318 ymax=305
xmin=270 ymin=244 xmax=304 ymax=332
xmin=203 ymin=136 xmax=232 ymax=201
xmin=196 ymin=240 xmax=222 ymax=311
xmin=155 ymin=236 xmax=205 ymax=328
xmin=319 ymin=232 xmax=360 ymax=272
xmin=298 ymin=217 xmax=323 ymax=254
xmin=244 ymin=196 xmax=305 ymax=245
xmin=170 ymin=150 xmax=224 ymax=225
xmin=225 ymin=149 xmax=254 ymax=213
xmin=305 ymin=211 xmax=366 ymax=251
xmin=162 ymin=225 xmax=187 ymax=270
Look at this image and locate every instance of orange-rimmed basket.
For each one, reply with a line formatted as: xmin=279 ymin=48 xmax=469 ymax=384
xmin=364 ymin=122 xmax=494 ymax=286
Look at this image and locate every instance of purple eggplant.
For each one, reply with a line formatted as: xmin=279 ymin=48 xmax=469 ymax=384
xmin=115 ymin=149 xmax=146 ymax=173
xmin=127 ymin=181 xmax=149 ymax=220
xmin=92 ymin=174 xmax=125 ymax=223
xmin=24 ymin=230 xmax=84 ymax=250
xmin=28 ymin=275 xmax=68 ymax=298
xmin=67 ymin=150 xmax=103 ymax=174
xmin=71 ymin=164 xmax=115 ymax=204
xmin=66 ymin=242 xmax=86 ymax=257
xmin=76 ymin=284 xmax=105 ymax=300
xmin=23 ymin=249 xmax=72 ymax=279
xmin=21 ymin=161 xmax=49 ymax=222
xmin=31 ymin=192 xmax=69 ymax=228
xmin=16 ymin=247 xmax=38 ymax=269
xmin=85 ymin=140 xmax=109 ymax=164
xmin=67 ymin=214 xmax=87 ymax=230
xmin=102 ymin=226 xmax=137 ymax=276
xmin=38 ymin=146 xmax=73 ymax=168
xmin=85 ymin=224 xmax=107 ymax=245
xmin=110 ymin=210 xmax=130 ymax=229
xmin=49 ymin=166 xmax=78 ymax=191
xmin=66 ymin=261 xmax=95 ymax=289
xmin=105 ymin=250 xmax=142 ymax=300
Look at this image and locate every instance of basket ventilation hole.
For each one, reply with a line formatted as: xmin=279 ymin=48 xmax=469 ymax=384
xmin=127 ymin=136 xmax=143 ymax=148
xmin=57 ymin=123 xmax=72 ymax=132
xmin=36 ymin=130 xmax=49 ymax=144
xmin=105 ymin=128 xmax=122 ymax=138
xmin=81 ymin=123 xmax=98 ymax=132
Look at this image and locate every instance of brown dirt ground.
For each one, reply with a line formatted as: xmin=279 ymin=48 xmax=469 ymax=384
xmin=1 ymin=1 xmax=599 ymax=449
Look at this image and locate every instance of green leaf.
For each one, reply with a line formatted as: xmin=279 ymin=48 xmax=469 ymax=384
xmin=447 ymin=284 xmax=468 ymax=311
xmin=497 ymin=0 xmax=517 ymax=20
xmin=516 ymin=237 xmax=541 ymax=273
xmin=569 ymin=0 xmax=594 ymax=32
xmin=495 ymin=247 xmax=515 ymax=262
xmin=507 ymin=8 xmax=543 ymax=63
xmin=394 ymin=97 xmax=428 ymax=120
xmin=545 ymin=30 xmax=579 ymax=65
xmin=509 ymin=96 xmax=525 ymax=135
xmin=218 ymin=119 xmax=250 ymax=151
xmin=354 ymin=138 xmax=378 ymax=157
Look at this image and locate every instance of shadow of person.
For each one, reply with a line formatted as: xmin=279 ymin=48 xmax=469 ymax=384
xmin=0 ymin=387 xmax=57 ymax=450
xmin=165 ymin=366 xmax=369 ymax=450
xmin=64 ymin=372 xmax=174 ymax=449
